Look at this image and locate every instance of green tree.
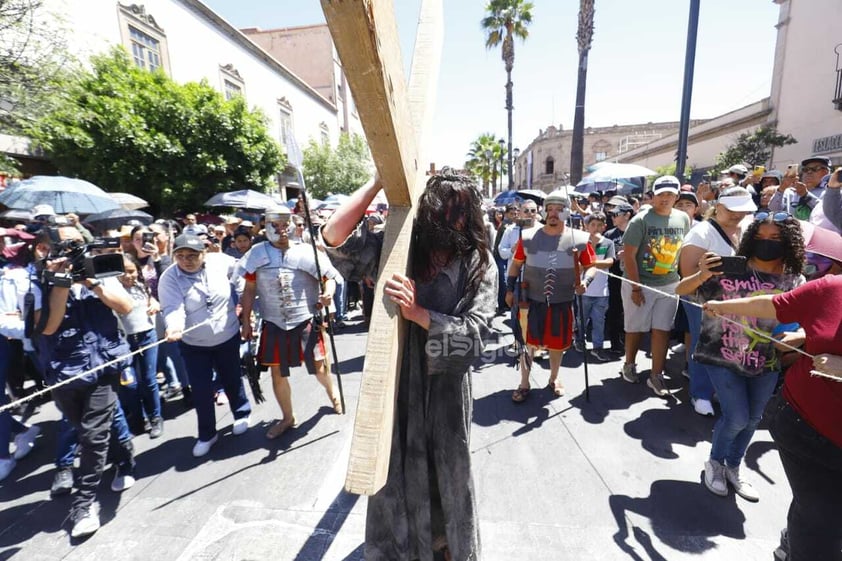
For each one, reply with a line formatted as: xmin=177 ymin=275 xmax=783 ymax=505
xmin=481 ymin=0 xmax=533 ymax=190
xmin=569 ymin=0 xmax=595 ymax=185
xmin=465 ymin=132 xmax=505 ymax=197
xmin=713 ymin=126 xmax=797 ymax=175
xmin=302 ymin=132 xmax=372 ymax=199
xmin=27 ymin=47 xmax=284 ymax=213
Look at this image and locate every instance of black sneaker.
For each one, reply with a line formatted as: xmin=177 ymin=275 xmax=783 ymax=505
xmin=590 ymin=349 xmax=611 ymax=362
xmin=149 ymin=416 xmax=164 ymax=439
xmin=51 ymin=468 xmax=74 ymax=497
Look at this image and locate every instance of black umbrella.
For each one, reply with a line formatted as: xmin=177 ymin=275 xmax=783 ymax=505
xmin=85 ymin=208 xmax=153 ymax=232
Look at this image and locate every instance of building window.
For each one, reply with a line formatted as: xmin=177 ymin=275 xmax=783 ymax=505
xmin=319 ymin=122 xmax=330 ymax=145
xmin=279 ymin=109 xmax=294 ymax=147
xmin=219 ymin=64 xmax=245 ymax=100
xmin=595 ymin=151 xmax=607 ymax=162
xmin=129 ymin=26 xmax=161 ymax=71
xmin=545 ymin=157 xmax=554 ymax=175
xmin=118 ymin=4 xmax=169 ymax=74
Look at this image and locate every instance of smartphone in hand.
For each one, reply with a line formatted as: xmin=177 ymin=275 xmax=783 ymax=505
xmin=710 ymin=255 xmax=748 ymax=275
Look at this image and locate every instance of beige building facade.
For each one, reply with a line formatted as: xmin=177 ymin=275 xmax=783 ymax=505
xmin=768 ymin=0 xmax=842 ymax=168
xmin=512 ymin=120 xmax=705 ymax=192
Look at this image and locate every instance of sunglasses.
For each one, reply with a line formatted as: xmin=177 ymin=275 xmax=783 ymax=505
xmin=803 ymin=166 xmax=827 ymax=174
xmin=754 ymin=211 xmax=790 ymax=223
xmin=521 ymin=209 xmax=538 ymax=214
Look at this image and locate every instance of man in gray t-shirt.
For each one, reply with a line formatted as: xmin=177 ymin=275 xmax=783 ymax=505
xmin=621 ymin=176 xmax=691 ymax=396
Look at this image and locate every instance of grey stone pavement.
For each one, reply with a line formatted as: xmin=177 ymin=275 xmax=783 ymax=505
xmin=0 ymin=311 xmax=789 ymax=561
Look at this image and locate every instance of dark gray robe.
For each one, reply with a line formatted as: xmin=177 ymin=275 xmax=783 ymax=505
xmin=325 ymin=222 xmax=498 ymax=561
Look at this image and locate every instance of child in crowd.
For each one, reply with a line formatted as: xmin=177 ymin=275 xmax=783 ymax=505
xmin=575 ymin=212 xmax=615 ymax=362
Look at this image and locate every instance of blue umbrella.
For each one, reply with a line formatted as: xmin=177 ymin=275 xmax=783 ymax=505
xmin=493 ymin=190 xmax=523 ymax=206
xmin=0 ymin=176 xmax=120 ymax=214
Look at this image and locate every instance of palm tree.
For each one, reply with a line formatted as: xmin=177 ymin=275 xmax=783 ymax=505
xmin=569 ymin=0 xmax=595 ymax=185
xmin=481 ymin=0 xmax=533 ymax=191
xmin=465 ymin=133 xmax=506 ymax=198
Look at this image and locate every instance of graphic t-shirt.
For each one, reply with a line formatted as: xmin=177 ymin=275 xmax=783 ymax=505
xmin=695 ymin=269 xmax=803 ymax=377
xmin=583 ymin=236 xmax=615 ymax=297
xmin=622 ymin=208 xmax=690 ymax=286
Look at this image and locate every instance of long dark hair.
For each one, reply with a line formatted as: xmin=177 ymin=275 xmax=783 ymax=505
xmin=737 ymin=215 xmax=804 ymax=275
xmin=413 ymin=168 xmax=490 ymax=296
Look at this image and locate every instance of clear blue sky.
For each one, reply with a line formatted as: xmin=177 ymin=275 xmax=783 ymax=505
xmin=203 ymin=0 xmax=779 ymax=169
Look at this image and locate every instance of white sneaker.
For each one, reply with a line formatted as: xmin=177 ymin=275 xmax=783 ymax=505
xmin=110 ymin=468 xmax=136 ymax=492
xmin=704 ymin=459 xmax=728 ymax=496
xmin=192 ymin=434 xmax=219 ymax=457
xmin=70 ymin=503 xmax=100 ymax=539
xmin=232 ymin=416 xmax=250 ymax=436
xmin=725 ymin=465 xmax=759 ymax=502
xmin=0 ymin=457 xmax=16 ymax=481
xmin=670 ymin=342 xmax=686 ymax=354
xmin=13 ymin=425 xmax=41 ymax=460
xmin=692 ymin=398 xmax=715 ymax=417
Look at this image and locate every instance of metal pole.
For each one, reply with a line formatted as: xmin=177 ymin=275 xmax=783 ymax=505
xmin=676 ymin=0 xmax=700 ymax=183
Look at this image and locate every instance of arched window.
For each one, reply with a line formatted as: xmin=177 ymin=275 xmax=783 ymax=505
xmin=545 ymin=157 xmax=555 ymax=175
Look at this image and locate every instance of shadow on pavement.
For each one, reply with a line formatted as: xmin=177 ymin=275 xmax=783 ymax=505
xmin=743 ymin=440 xmax=779 ymax=485
xmin=623 ymin=399 xmax=713 ymax=459
xmin=293 ymin=490 xmax=359 ymax=561
xmin=473 ymin=388 xmax=571 ymax=437
xmin=0 ymin=499 xmax=70 ymax=551
xmin=609 ymin=479 xmax=746 ymax=560
xmin=568 ymin=376 xmax=653 ymax=424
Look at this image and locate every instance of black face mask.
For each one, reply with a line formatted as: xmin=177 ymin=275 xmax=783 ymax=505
xmin=753 ymin=239 xmax=784 ymax=262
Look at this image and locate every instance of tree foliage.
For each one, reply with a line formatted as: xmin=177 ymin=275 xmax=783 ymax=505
xmin=301 ymin=132 xmax=372 ymax=199
xmin=714 ymin=126 xmax=797 ymax=175
xmin=27 ymin=47 xmax=284 ymax=213
xmin=465 ymin=132 xmax=506 ymax=196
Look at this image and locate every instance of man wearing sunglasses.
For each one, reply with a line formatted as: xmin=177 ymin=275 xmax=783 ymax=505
xmin=769 ymin=156 xmax=830 ymax=221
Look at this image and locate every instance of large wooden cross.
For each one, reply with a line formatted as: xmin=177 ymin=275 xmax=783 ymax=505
xmin=320 ymin=0 xmax=443 ymax=495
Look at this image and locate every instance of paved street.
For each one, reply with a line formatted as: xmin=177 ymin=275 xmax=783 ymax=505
xmin=0 ymin=312 xmax=789 ymax=561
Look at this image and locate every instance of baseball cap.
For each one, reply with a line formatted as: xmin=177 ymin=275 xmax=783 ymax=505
xmin=172 ymin=233 xmax=205 ymax=253
xmin=677 ymin=192 xmax=699 ymax=206
xmin=652 ymin=176 xmax=680 ymax=195
xmin=717 ymin=186 xmax=757 ymax=212
xmin=606 ymin=195 xmax=630 ymax=207
xmin=801 ymin=156 xmax=832 ymax=169
xmin=31 ymin=204 xmax=55 ymax=219
xmin=726 ymin=164 xmax=749 ymax=176
xmin=761 ymin=170 xmax=783 ymax=184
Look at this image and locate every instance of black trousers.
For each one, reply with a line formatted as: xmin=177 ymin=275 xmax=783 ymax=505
xmin=606 ymin=274 xmax=625 ymax=349
xmin=52 ymin=374 xmax=119 ymax=511
xmin=767 ymin=394 xmax=842 ymax=561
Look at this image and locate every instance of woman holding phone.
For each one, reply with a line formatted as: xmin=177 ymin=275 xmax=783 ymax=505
xmin=678 ymin=186 xmax=756 ymax=416
xmin=676 ymin=211 xmax=806 ymax=502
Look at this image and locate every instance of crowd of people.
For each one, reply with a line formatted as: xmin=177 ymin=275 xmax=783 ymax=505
xmin=0 ymin=160 xmax=840 ymax=559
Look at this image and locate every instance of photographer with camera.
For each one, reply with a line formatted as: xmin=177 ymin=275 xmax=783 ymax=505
xmin=36 ymin=225 xmax=136 ymax=538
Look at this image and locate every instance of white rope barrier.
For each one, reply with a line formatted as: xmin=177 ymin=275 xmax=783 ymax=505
xmin=0 ymin=320 xmax=211 ymax=415
xmin=593 ymin=269 xmax=840 ymax=382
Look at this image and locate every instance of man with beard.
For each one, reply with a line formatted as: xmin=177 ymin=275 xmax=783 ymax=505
xmin=322 ymin=169 xmax=497 ymax=561
xmin=505 ymin=190 xmax=595 ymax=402
xmin=239 ymin=205 xmax=343 ymax=439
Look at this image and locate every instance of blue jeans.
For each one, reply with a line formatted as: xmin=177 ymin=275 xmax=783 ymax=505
xmin=179 ymin=334 xmax=251 ymax=441
xmin=124 ymin=329 xmax=161 ymax=420
xmin=707 ymin=364 xmax=778 ymax=467
xmin=55 ymin=398 xmax=133 ymax=468
xmin=683 ymin=299 xmax=715 ymax=401
xmin=576 ymin=295 xmax=609 ymax=348
xmin=0 ymin=337 xmax=27 ymax=458
xmin=767 ymin=395 xmax=842 ymax=561
xmin=158 ymin=340 xmax=189 ymax=388
xmin=333 ymin=279 xmax=347 ymax=321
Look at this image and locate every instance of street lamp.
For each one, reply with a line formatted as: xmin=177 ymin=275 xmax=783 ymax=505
xmin=498 ymin=138 xmax=505 ymax=193
xmin=513 ymin=147 xmax=521 ymax=188
xmin=484 ymin=148 xmax=493 ymax=198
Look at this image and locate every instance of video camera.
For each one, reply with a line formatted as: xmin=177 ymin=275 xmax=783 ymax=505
xmin=45 ymin=230 xmax=124 ymax=282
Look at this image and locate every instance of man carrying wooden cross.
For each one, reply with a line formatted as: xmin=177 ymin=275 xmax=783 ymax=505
xmin=323 ymin=170 xmax=497 ymax=561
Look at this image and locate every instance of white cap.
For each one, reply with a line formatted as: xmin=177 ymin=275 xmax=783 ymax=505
xmin=717 ymin=186 xmax=758 ymax=212
xmin=31 ymin=204 xmax=56 ymax=218
xmin=652 ymin=176 xmax=680 ymax=195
